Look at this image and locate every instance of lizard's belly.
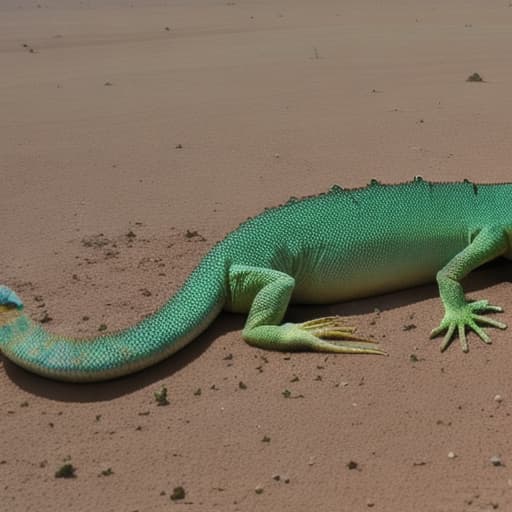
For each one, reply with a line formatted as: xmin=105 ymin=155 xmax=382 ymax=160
xmin=291 ymin=266 xmax=435 ymax=304
xmin=287 ymin=239 xmax=466 ymax=304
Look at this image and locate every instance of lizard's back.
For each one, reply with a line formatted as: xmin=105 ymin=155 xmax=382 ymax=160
xmin=219 ymin=179 xmax=509 ymax=304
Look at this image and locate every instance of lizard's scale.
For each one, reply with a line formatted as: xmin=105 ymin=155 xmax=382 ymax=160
xmin=1 ymin=179 xmax=510 ymax=381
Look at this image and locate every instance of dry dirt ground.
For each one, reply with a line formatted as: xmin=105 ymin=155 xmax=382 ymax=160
xmin=2 ymin=1 xmax=512 ymax=510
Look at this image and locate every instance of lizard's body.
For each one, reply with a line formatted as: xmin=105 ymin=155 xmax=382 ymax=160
xmin=1 ymin=179 xmax=509 ymax=381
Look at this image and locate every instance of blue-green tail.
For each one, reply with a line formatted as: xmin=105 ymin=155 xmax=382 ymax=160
xmin=0 ymin=258 xmax=226 ymax=382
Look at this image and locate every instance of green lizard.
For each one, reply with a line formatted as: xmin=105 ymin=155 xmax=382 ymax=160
xmin=0 ymin=178 xmax=509 ymax=382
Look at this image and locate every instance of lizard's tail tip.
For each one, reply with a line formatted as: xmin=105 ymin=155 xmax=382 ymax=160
xmin=0 ymin=285 xmax=24 ymax=311
xmin=0 ymin=286 xmax=25 ymax=343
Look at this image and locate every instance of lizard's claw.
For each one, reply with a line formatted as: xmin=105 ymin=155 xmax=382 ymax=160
xmin=430 ymin=300 xmax=506 ymax=352
xmin=297 ymin=316 xmax=387 ymax=355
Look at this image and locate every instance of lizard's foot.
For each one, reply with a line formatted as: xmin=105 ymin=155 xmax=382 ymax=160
xmin=290 ymin=316 xmax=387 ymax=355
xmin=243 ymin=316 xmax=387 ymax=355
xmin=430 ymin=300 xmax=506 ymax=352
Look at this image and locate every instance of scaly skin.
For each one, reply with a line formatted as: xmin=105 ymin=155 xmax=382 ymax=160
xmin=1 ymin=178 xmax=510 ymax=382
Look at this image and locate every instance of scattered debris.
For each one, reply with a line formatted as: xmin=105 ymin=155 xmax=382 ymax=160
xmin=184 ymin=230 xmax=206 ymax=241
xmin=39 ymin=311 xmax=52 ymax=324
xmin=81 ymin=234 xmax=110 ymax=248
xmin=55 ymin=463 xmax=76 ymax=478
xmin=154 ymin=386 xmax=170 ymax=406
xmin=466 ymin=72 xmax=484 ymax=82
xmin=490 ymin=455 xmax=503 ymax=467
xmin=170 ymin=486 xmax=186 ymax=501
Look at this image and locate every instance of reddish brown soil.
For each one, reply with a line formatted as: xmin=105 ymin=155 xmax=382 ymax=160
xmin=2 ymin=1 xmax=512 ymax=510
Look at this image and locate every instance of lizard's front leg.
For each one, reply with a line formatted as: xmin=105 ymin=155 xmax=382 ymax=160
xmin=430 ymin=226 xmax=508 ymax=352
xmin=228 ymin=264 xmax=386 ymax=355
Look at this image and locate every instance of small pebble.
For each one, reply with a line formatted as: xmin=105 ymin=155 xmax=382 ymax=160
xmin=170 ymin=486 xmax=185 ymax=501
xmin=272 ymin=474 xmax=280 ymax=481
xmin=494 ymin=394 xmax=503 ymax=403
xmin=490 ymin=455 xmax=503 ymax=467
xmin=255 ymin=485 xmax=264 ymax=494
xmin=448 ymin=451 xmax=456 ymax=459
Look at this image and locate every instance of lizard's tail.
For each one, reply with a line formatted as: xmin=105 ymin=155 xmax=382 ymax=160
xmin=0 ymin=257 xmax=226 ymax=382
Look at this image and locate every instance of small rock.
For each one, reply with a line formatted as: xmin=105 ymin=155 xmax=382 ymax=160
xmin=255 ymin=485 xmax=264 ymax=494
xmin=170 ymin=486 xmax=185 ymax=500
xmin=55 ymin=463 xmax=76 ymax=478
xmin=466 ymin=72 xmax=484 ymax=82
xmin=494 ymin=394 xmax=503 ymax=403
xmin=154 ymin=386 xmax=170 ymax=406
xmin=490 ymin=455 xmax=503 ymax=467
xmin=448 ymin=451 xmax=456 ymax=459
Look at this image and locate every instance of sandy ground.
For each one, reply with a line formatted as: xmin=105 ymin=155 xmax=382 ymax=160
xmin=2 ymin=0 xmax=512 ymax=510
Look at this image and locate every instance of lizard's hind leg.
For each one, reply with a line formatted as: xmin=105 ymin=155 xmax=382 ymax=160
xmin=228 ymin=265 xmax=386 ymax=355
